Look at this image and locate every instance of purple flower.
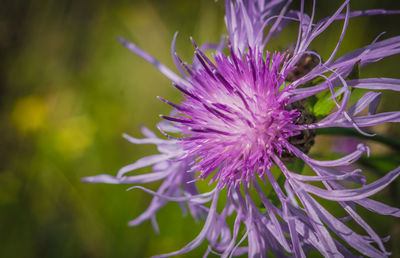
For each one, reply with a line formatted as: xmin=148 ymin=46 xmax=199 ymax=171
xmin=84 ymin=1 xmax=400 ymax=257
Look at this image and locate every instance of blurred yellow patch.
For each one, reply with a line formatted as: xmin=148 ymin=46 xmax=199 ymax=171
xmin=55 ymin=116 xmax=95 ymax=157
xmin=11 ymin=95 xmax=47 ymax=133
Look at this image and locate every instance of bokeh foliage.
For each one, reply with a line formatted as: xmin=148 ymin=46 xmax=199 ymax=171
xmin=1 ymin=0 xmax=400 ymax=257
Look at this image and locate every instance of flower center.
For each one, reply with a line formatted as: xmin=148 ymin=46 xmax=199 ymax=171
xmin=166 ymin=48 xmax=301 ymax=187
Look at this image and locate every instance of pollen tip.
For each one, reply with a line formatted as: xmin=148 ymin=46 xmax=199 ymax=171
xmin=157 ymin=96 xmax=167 ymax=103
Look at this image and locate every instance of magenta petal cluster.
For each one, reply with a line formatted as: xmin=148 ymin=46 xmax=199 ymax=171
xmin=170 ymin=47 xmax=301 ymax=188
xmin=84 ymin=0 xmax=400 ymax=257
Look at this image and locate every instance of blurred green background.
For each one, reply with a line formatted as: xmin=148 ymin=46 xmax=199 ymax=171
xmin=1 ymin=0 xmax=400 ymax=257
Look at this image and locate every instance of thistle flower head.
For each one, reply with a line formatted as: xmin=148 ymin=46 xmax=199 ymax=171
xmin=166 ymin=47 xmax=301 ymax=187
xmin=84 ymin=1 xmax=400 ymax=257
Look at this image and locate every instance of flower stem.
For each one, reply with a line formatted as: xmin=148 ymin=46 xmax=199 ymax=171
xmin=315 ymin=127 xmax=400 ymax=152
